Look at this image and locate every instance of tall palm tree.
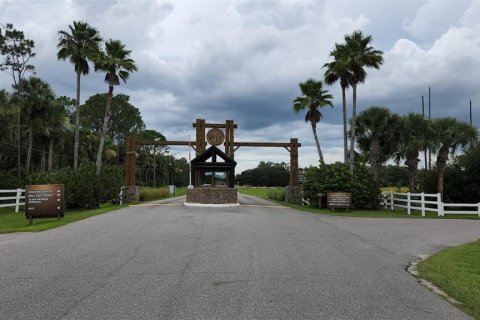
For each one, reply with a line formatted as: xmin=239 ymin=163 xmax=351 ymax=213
xmin=57 ymin=21 xmax=102 ymax=171
xmin=355 ymin=106 xmax=401 ymax=182
xmin=292 ymin=79 xmax=333 ymax=164
xmin=395 ymin=113 xmax=430 ymax=192
xmin=431 ymin=118 xmax=477 ymax=196
xmin=324 ymin=43 xmax=352 ymax=165
xmin=94 ymin=39 xmax=138 ymax=176
xmin=341 ymin=31 xmax=383 ymax=176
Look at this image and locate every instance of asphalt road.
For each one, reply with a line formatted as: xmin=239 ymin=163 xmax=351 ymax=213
xmin=1 ymin=194 xmax=479 ymax=320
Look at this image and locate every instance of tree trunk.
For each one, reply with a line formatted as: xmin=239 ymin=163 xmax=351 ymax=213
xmin=48 ymin=137 xmax=54 ymax=171
xmin=74 ymin=70 xmax=81 ymax=170
xmin=311 ymin=122 xmax=324 ymax=164
xmin=349 ymin=83 xmax=357 ymax=176
xmin=95 ymin=84 xmax=114 ymax=176
xmin=17 ymin=104 xmax=21 ymax=180
xmin=342 ymin=85 xmax=348 ymax=165
xmin=370 ymin=138 xmax=382 ymax=182
xmin=436 ymin=146 xmax=449 ymax=196
xmin=25 ymin=128 xmax=33 ymax=173
xmin=40 ymin=143 xmax=46 ymax=172
xmin=405 ymin=157 xmax=419 ymax=192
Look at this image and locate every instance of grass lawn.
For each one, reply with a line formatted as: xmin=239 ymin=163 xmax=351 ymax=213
xmin=0 ymin=186 xmax=187 ymax=234
xmin=237 ymin=187 xmax=480 ymax=219
xmin=0 ymin=203 xmax=127 ymax=234
xmin=237 ymin=187 xmax=271 ymax=200
xmin=139 ymin=186 xmax=186 ymax=201
xmin=417 ymin=241 xmax=480 ymax=319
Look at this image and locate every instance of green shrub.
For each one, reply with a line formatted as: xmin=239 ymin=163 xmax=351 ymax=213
xmin=25 ymin=162 xmax=123 ymax=209
xmin=302 ymin=162 xmax=381 ymax=209
xmin=267 ymin=188 xmax=286 ymax=202
xmin=0 ymin=170 xmax=21 ymax=189
xmin=139 ymin=187 xmax=169 ymax=201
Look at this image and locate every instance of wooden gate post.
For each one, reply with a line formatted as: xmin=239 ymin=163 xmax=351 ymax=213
xmin=289 ymin=138 xmax=299 ymax=186
xmin=195 ymin=119 xmax=206 ymax=155
xmin=225 ymin=120 xmax=235 ymax=159
xmin=125 ymin=136 xmax=137 ymax=186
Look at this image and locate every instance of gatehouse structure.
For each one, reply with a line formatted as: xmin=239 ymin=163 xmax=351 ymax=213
xmin=123 ymin=119 xmax=301 ymax=204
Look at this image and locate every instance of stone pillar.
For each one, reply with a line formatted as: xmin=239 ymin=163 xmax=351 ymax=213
xmin=120 ymin=185 xmax=140 ymax=204
xmin=285 ymin=186 xmax=302 ymax=204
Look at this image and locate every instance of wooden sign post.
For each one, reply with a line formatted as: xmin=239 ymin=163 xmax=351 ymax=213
xmin=25 ymin=184 xmax=65 ymax=224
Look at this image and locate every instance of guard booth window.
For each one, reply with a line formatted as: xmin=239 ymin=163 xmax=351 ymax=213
xmin=200 ymin=171 xmax=227 ymax=187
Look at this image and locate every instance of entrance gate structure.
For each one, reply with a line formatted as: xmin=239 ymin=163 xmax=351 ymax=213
xmin=123 ymin=119 xmax=301 ymax=204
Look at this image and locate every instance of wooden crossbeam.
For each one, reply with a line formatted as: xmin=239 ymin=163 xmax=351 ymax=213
xmin=232 ymin=142 xmax=302 ymax=148
xmin=135 ymin=140 xmax=196 ymax=146
xmin=193 ymin=123 xmax=238 ymax=129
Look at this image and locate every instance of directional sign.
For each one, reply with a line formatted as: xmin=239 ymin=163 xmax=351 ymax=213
xmin=25 ymin=184 xmax=65 ymax=220
xmin=327 ymin=192 xmax=352 ymax=210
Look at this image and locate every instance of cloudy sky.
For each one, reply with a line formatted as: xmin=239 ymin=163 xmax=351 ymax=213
xmin=1 ymin=0 xmax=479 ymax=172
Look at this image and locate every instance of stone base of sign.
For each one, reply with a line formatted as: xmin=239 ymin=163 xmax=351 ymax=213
xmin=285 ymin=185 xmax=302 ymax=204
xmin=186 ymin=187 xmax=237 ymax=205
xmin=120 ymin=186 xmax=140 ymax=204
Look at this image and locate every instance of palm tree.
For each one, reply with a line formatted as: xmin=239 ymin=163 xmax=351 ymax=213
xmin=395 ymin=113 xmax=430 ymax=192
xmin=324 ymin=43 xmax=352 ymax=165
xmin=431 ymin=118 xmax=477 ymax=196
xmin=57 ymin=21 xmax=102 ymax=171
xmin=341 ymin=31 xmax=383 ymax=176
xmin=43 ymin=98 xmax=69 ymax=171
xmin=292 ymin=79 xmax=333 ymax=164
xmin=17 ymin=77 xmax=55 ymax=173
xmin=355 ymin=106 xmax=401 ymax=182
xmin=94 ymin=39 xmax=138 ymax=176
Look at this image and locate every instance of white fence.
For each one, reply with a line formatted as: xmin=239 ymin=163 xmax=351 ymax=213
xmin=382 ymin=192 xmax=480 ymax=217
xmin=0 ymin=189 xmax=25 ymax=213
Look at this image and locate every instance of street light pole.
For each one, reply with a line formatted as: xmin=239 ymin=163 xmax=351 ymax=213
xmin=428 ymin=86 xmax=431 ymax=170
xmin=470 ymin=99 xmax=472 ymax=126
xmin=422 ymin=96 xmax=427 ymax=169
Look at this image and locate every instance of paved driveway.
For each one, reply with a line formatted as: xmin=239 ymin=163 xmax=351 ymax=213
xmin=1 ymin=194 xmax=479 ymax=320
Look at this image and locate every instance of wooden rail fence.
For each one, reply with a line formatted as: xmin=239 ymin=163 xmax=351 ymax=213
xmin=381 ymin=192 xmax=480 ymax=217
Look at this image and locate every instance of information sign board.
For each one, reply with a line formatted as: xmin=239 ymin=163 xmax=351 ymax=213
xmin=327 ymin=192 xmax=352 ymax=209
xmin=25 ymin=184 xmax=65 ymax=221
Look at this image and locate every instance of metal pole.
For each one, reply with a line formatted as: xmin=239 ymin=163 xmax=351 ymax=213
xmin=428 ymin=86 xmax=431 ymax=170
xmin=470 ymin=99 xmax=472 ymax=126
xmin=422 ymin=96 xmax=427 ymax=169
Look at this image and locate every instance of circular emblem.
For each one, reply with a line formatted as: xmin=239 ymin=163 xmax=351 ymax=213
xmin=206 ymin=128 xmax=225 ymax=146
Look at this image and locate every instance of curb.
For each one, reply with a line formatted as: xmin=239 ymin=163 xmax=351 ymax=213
xmin=407 ymin=255 xmax=462 ymax=306
xmin=183 ymin=202 xmax=240 ymax=208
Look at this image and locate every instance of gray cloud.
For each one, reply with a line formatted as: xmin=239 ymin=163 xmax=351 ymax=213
xmin=1 ymin=0 xmax=479 ymax=173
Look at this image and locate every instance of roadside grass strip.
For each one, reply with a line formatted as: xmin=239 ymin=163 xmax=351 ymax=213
xmin=238 ymin=187 xmax=480 ymax=219
xmin=417 ymin=241 xmax=480 ymax=319
xmin=0 ymin=204 xmax=127 ymax=233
